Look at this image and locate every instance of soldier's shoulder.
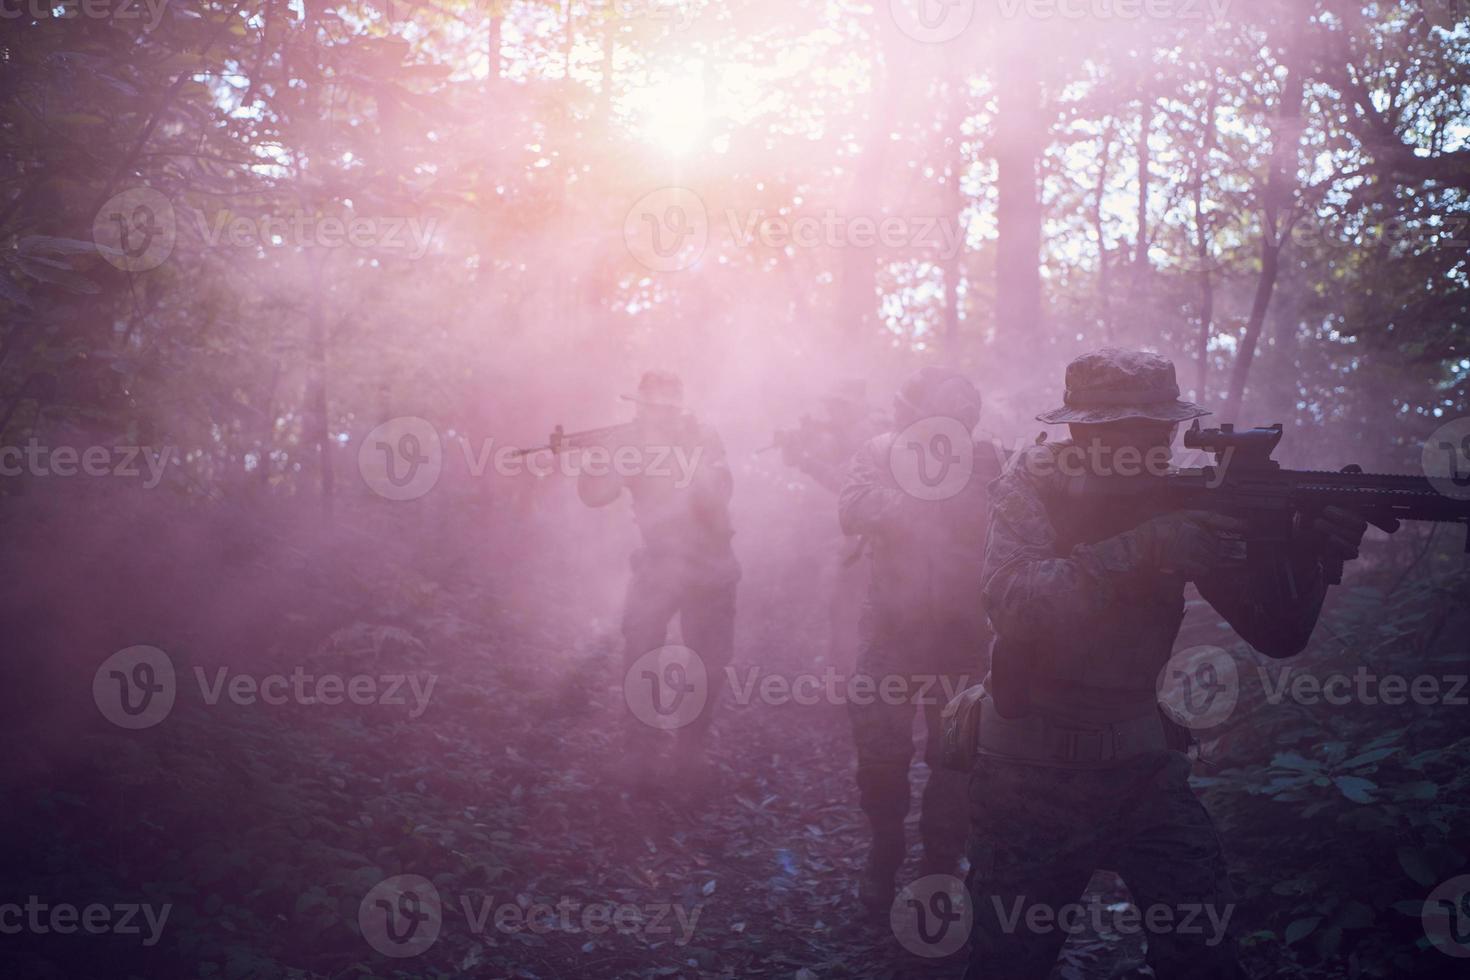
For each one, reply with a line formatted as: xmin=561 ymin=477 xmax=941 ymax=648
xmin=688 ymin=417 xmax=725 ymax=445
xmin=996 ymin=437 xmax=1072 ymax=490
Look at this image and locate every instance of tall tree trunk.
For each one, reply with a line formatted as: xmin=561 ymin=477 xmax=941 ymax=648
xmin=941 ymin=72 xmax=968 ymax=354
xmin=833 ymin=20 xmax=902 ymax=340
xmin=598 ymin=13 xmax=615 ymax=118
xmin=563 ymin=0 xmax=574 ymax=79
xmin=1127 ymin=93 xmax=1153 ymax=316
xmin=1223 ymin=12 xmax=1307 ymax=422
xmin=1192 ymin=86 xmax=1217 ymax=401
xmin=1093 ymin=121 xmax=1115 ymax=341
xmin=306 ymin=252 xmax=334 ymax=518
xmin=488 ymin=1 xmax=503 ymax=85
xmin=993 ymin=30 xmax=1043 ymax=352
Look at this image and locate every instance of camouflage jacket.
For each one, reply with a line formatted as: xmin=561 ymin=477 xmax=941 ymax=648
xmin=579 ymin=416 xmax=739 ymax=582
xmin=981 ymin=438 xmax=1329 ymax=727
xmin=838 ymin=432 xmax=1003 ymax=634
xmin=787 ymin=412 xmax=888 ymax=495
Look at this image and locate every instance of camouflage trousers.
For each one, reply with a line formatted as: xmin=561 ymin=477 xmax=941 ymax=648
xmin=621 ymin=551 xmax=738 ymax=746
xmin=848 ymin=611 xmax=987 ymax=879
xmin=965 ymin=751 xmax=1245 ymax=980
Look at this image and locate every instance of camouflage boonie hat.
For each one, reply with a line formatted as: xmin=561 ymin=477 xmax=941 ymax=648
xmin=1036 ymin=348 xmax=1210 ymax=425
xmin=621 ymin=369 xmax=684 ymax=408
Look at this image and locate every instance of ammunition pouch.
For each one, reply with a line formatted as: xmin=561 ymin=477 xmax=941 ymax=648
xmin=938 ymin=683 xmax=988 ymax=773
xmin=976 ymin=703 xmax=1169 ymax=769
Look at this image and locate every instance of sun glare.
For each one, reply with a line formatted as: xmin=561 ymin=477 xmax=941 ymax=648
xmin=625 ymin=67 xmax=708 ymax=156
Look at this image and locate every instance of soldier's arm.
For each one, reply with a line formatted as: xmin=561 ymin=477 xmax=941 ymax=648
xmin=577 ymin=468 xmax=624 ymax=508
xmin=837 ymin=436 xmax=913 ymax=535
xmin=1195 ymin=550 xmax=1328 ymax=659
xmin=690 ymin=425 xmax=734 ymax=506
xmin=981 ymin=446 xmax=1156 ymax=644
xmin=801 ymin=456 xmax=848 ymax=495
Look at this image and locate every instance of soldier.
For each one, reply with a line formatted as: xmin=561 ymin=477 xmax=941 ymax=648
xmin=777 ymin=379 xmax=884 ymax=493
xmin=839 ymin=366 xmax=1002 ymax=916
xmin=577 ymin=370 xmax=740 ymax=783
xmin=776 ymin=379 xmax=885 ymax=667
xmin=965 ymin=349 xmax=1373 ymax=978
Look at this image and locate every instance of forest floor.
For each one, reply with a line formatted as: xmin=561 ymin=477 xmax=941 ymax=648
xmin=5 ymin=502 xmax=1466 ymax=980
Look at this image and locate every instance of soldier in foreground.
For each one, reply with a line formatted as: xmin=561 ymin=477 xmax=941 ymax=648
xmin=838 ymin=367 xmax=1001 ymax=916
xmin=774 ymin=379 xmax=885 ymax=667
xmin=964 ymin=349 xmax=1372 ymax=979
xmin=576 ymin=370 xmax=740 ymax=784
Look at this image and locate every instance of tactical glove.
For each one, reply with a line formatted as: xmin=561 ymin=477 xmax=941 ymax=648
xmin=1300 ymin=505 xmax=1383 ymax=563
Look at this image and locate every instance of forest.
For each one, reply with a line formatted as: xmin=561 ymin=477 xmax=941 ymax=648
xmin=1 ymin=0 xmax=1468 ymax=977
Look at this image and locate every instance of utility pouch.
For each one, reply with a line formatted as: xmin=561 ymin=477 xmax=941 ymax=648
xmin=939 ymin=683 xmax=988 ymax=773
xmin=1158 ymin=703 xmax=1197 ymax=755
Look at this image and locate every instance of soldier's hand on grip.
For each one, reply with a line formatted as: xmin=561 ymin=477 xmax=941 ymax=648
xmin=1125 ymin=510 xmax=1249 ymax=578
xmin=1302 ymin=505 xmax=1378 ymax=563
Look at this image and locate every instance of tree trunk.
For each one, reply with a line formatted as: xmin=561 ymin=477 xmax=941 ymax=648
xmin=993 ymin=31 xmax=1043 ymax=352
xmin=306 ymin=255 xmax=334 ymax=518
xmin=833 ymin=20 xmax=902 ymax=340
xmin=488 ymin=2 xmax=503 ymax=85
xmin=941 ymin=73 xmax=968 ymax=354
xmin=1093 ymin=121 xmax=1115 ymax=341
xmin=1222 ymin=13 xmax=1307 ymax=422
xmin=1129 ymin=93 xmax=1153 ymax=309
xmin=1192 ymin=86 xmax=1217 ymax=401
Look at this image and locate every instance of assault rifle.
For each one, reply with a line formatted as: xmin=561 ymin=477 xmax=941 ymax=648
xmin=509 ymin=422 xmax=634 ymax=459
xmin=758 ymin=414 xmax=832 ymax=456
xmin=1071 ymin=421 xmax=1470 ymax=584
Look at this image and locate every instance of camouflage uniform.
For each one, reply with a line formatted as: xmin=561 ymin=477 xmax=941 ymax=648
xmin=580 ymin=372 xmax=740 ymax=752
xmin=966 ymin=349 xmax=1336 ymax=980
xmin=779 ymin=379 xmax=886 ymax=667
xmin=839 ymin=368 xmax=1001 ymax=907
